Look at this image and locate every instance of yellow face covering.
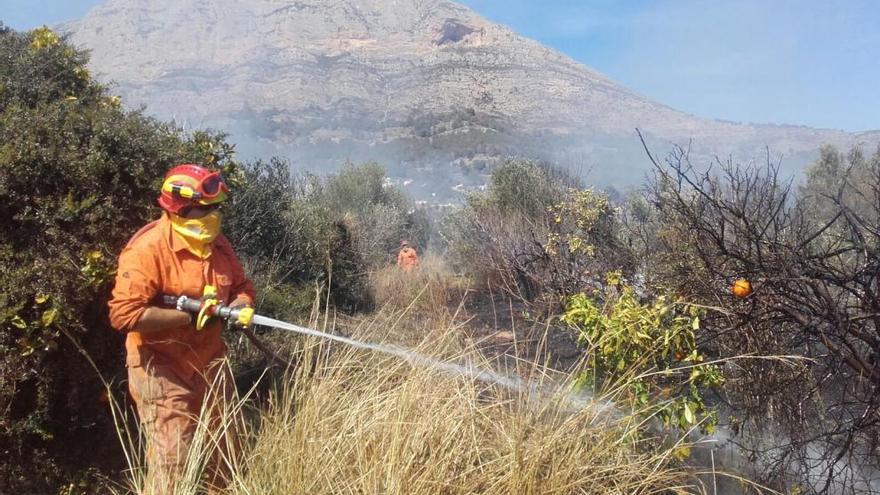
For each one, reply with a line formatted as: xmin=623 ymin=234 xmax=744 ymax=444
xmin=169 ymin=211 xmax=222 ymax=258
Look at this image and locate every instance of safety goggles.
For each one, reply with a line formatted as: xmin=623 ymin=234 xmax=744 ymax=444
xmin=162 ymin=171 xmax=229 ymax=202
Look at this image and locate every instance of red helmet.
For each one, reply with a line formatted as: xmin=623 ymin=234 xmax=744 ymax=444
xmin=158 ymin=164 xmax=229 ymax=214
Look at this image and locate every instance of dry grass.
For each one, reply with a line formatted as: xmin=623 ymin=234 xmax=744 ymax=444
xmin=370 ymin=254 xmax=469 ymax=318
xmin=235 ymin=328 xmax=698 ymax=494
xmin=111 ymin=312 xmax=713 ymax=494
xmin=107 ymin=260 xmax=724 ymax=494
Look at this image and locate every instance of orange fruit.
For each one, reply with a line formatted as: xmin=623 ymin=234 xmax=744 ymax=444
xmin=731 ymin=278 xmax=752 ymax=298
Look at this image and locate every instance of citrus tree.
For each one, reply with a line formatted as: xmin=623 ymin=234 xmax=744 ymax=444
xmin=562 ymin=273 xmax=724 ymax=434
xmin=646 ymin=140 xmax=880 ymax=491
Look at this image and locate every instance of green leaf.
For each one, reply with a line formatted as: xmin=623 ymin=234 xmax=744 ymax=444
xmin=35 ymin=294 xmax=49 ymax=304
xmin=692 ymin=316 xmax=700 ymax=330
xmin=11 ymin=315 xmax=27 ymax=329
xmin=672 ymin=445 xmax=691 ymax=460
xmin=41 ymin=308 xmax=58 ymax=327
xmin=683 ymin=402 xmax=696 ymax=425
xmin=676 ymin=412 xmax=688 ymax=429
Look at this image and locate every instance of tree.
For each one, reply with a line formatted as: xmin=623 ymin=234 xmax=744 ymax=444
xmin=800 ymin=144 xmax=879 ymax=238
xmin=645 ymin=137 xmax=880 ymax=493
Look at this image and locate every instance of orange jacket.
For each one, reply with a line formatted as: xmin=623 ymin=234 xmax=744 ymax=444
xmin=108 ymin=214 xmax=255 ymax=379
xmin=397 ymin=246 xmax=419 ymax=271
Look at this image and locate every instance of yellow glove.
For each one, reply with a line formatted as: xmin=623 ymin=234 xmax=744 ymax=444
xmin=233 ymin=306 xmax=255 ymax=330
xmin=196 ymin=286 xmax=221 ymax=331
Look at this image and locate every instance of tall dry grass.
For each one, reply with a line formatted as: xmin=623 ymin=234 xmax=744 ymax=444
xmin=369 ymin=254 xmax=470 ymax=317
xmin=106 ymin=260 xmax=729 ymax=494
xmin=110 ymin=315 xmax=714 ymax=494
xmin=235 ymin=326 xmax=699 ymax=494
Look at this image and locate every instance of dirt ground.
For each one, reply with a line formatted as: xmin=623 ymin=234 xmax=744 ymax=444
xmin=456 ymin=290 xmax=583 ymax=373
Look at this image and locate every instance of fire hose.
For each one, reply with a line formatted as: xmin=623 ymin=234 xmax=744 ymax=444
xmin=160 ymin=293 xmax=598 ymax=410
xmin=162 ymin=293 xmax=292 ymax=367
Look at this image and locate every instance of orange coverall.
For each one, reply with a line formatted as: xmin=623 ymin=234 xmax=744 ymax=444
xmin=397 ymin=246 xmax=419 ymax=273
xmin=108 ymin=214 xmax=255 ymax=492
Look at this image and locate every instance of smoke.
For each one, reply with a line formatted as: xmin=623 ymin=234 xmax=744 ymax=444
xmin=690 ymin=409 xmax=880 ymax=494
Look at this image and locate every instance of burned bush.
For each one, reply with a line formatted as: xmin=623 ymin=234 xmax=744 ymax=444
xmin=645 ymin=136 xmax=880 ymax=492
xmin=441 ymin=160 xmax=633 ymax=303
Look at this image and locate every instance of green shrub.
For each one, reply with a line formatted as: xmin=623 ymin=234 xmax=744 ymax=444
xmin=224 ymin=160 xmax=429 ymax=313
xmin=562 ymin=273 xmax=723 ymax=434
xmin=0 ymin=25 xmax=239 ymax=492
xmin=223 ymin=158 xmax=326 ymax=286
xmin=318 ymin=162 xmax=429 ymax=267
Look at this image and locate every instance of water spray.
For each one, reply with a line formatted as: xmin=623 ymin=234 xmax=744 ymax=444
xmin=164 ymin=294 xmax=605 ymax=413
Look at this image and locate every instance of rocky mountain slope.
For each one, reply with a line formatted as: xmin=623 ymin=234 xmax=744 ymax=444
xmin=61 ymin=0 xmax=879 ymax=197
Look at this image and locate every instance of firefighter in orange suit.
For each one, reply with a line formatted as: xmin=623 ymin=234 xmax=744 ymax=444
xmin=397 ymin=239 xmax=419 ymax=273
xmin=108 ymin=163 xmax=255 ymax=493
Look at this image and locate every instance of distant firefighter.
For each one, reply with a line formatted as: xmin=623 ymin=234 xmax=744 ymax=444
xmin=397 ymin=240 xmax=419 ymax=273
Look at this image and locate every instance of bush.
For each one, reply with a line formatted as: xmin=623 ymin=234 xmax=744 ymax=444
xmin=222 ymin=157 xmax=333 ymax=316
xmin=0 ymin=26 xmax=240 ymax=492
xmin=318 ymin=162 xmax=430 ymax=268
xmin=224 ymin=160 xmax=430 ymax=314
xmin=562 ymin=272 xmax=723 ymax=434
xmin=441 ymin=160 xmax=633 ymax=302
xmin=645 ymin=143 xmax=880 ymax=491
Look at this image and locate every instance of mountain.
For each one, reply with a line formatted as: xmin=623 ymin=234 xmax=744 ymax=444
xmin=60 ymin=0 xmax=879 ymax=198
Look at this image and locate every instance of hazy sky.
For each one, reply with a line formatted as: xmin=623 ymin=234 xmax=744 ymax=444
xmin=4 ymin=0 xmax=878 ymax=132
